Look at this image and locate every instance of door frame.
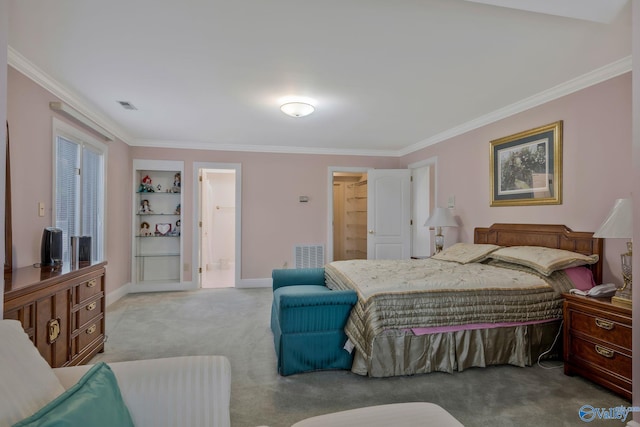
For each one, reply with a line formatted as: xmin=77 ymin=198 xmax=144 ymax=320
xmin=192 ymin=162 xmax=242 ymax=288
xmin=408 ymin=156 xmax=438 ymax=256
xmin=326 ymin=166 xmax=370 ymax=263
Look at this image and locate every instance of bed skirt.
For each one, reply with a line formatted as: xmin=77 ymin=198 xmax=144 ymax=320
xmin=350 ymin=321 xmax=562 ymax=377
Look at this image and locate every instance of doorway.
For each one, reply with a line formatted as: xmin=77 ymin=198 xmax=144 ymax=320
xmin=332 ymin=172 xmax=368 ymax=261
xmin=328 ymin=164 xmax=434 ymax=262
xmin=194 ymin=164 xmax=241 ymax=289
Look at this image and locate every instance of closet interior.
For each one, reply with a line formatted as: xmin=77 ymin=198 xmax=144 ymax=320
xmin=332 ymin=172 xmax=368 ymax=261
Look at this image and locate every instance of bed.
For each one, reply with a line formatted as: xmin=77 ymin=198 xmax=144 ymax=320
xmin=325 ymin=223 xmax=603 ymax=377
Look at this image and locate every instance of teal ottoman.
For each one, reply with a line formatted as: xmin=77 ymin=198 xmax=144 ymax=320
xmin=271 ymin=268 xmax=357 ymax=376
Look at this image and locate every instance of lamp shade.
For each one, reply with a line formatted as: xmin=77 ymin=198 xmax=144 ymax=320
xmin=593 ymin=198 xmax=632 ymax=238
xmin=424 ymin=207 xmax=457 ymax=228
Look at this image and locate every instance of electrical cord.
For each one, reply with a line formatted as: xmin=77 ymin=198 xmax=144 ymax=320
xmin=537 ymin=320 xmax=564 ymax=369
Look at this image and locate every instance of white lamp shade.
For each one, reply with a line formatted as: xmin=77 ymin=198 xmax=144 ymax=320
xmin=280 ymin=102 xmax=315 ymax=118
xmin=424 ymin=207 xmax=458 ymax=228
xmin=593 ymin=198 xmax=633 ymax=238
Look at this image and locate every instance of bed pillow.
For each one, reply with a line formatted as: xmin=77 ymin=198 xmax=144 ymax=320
xmin=488 ymin=246 xmax=599 ymax=276
xmin=564 ymin=266 xmax=597 ymax=291
xmin=13 ymin=362 xmax=134 ymax=427
xmin=431 ymin=243 xmax=502 ymax=264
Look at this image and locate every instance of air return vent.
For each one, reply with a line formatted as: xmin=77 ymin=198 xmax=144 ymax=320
xmin=294 ymin=245 xmax=324 ymax=269
xmin=117 ymin=100 xmax=137 ymax=110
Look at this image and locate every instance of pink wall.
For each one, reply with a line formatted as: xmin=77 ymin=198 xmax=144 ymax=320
xmin=401 ymin=73 xmax=633 ymax=285
xmin=7 ymin=67 xmax=132 ymax=296
xmin=0 ymin=2 xmax=7 ymax=318
xmin=130 ymin=147 xmax=399 ymax=280
xmin=631 ymin=0 xmax=639 ymax=412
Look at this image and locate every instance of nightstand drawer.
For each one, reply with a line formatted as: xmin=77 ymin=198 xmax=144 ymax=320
xmin=569 ymin=335 xmax=632 ymax=380
xmin=568 ymin=309 xmax=631 ymax=350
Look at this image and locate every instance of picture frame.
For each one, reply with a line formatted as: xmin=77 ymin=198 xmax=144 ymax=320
xmin=490 ymin=121 xmax=562 ymax=206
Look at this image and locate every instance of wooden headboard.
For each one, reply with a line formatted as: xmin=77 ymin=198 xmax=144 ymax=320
xmin=474 ymin=223 xmax=603 ymax=284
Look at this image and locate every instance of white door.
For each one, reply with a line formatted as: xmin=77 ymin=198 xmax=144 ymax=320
xmin=193 ymin=162 xmax=241 ymax=289
xmin=367 ymin=169 xmax=411 ymax=259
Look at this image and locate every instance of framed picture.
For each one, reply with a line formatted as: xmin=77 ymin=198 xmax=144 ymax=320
xmin=490 ymin=121 xmax=562 ymax=206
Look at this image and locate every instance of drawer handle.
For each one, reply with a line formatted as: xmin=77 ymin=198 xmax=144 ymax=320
xmin=86 ymin=279 xmax=97 ymax=288
xmin=47 ymin=318 xmax=61 ymax=344
xmin=86 ymin=302 xmax=97 ymax=311
xmin=595 ymin=344 xmax=614 ymax=359
xmin=595 ymin=318 xmax=614 ymax=330
xmin=86 ymin=324 xmax=97 ymax=335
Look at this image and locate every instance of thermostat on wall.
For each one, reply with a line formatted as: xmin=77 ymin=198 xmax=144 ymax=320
xmin=299 ymin=196 xmax=309 ymax=203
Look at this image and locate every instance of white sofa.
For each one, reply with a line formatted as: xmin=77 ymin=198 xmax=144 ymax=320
xmin=0 ymin=320 xmax=231 ymax=427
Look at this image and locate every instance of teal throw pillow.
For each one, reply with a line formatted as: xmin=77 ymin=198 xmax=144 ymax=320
xmin=13 ymin=362 xmax=134 ymax=427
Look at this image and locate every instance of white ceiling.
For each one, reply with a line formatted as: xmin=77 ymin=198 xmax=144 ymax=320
xmin=7 ymin=0 xmax=632 ymax=156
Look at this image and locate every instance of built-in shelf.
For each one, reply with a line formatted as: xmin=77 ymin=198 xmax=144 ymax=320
xmin=132 ymin=159 xmax=184 ymax=288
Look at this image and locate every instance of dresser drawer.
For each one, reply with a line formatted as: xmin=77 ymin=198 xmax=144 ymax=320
xmin=72 ymin=297 xmax=103 ymax=331
xmin=71 ymin=316 xmax=104 ymax=356
xmin=75 ymin=277 xmax=103 ymax=305
xmin=568 ymin=309 xmax=631 ymax=350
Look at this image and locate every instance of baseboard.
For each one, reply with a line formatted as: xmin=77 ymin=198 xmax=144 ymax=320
xmin=105 ymin=283 xmax=130 ymax=307
xmin=236 ymin=277 xmax=271 ymax=288
xmin=127 ymin=281 xmax=196 ymax=293
xmin=106 ymin=278 xmax=269 ymax=305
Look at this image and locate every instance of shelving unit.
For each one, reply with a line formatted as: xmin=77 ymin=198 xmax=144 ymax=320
xmin=344 ymin=179 xmax=367 ymax=259
xmin=132 ymin=160 xmax=184 ymax=288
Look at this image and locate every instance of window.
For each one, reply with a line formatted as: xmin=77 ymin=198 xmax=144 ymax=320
xmin=53 ymin=118 xmax=106 ymax=264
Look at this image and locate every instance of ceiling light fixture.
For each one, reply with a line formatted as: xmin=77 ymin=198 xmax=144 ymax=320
xmin=280 ymin=102 xmax=315 ymax=118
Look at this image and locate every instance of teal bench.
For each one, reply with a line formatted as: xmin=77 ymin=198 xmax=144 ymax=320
xmin=270 ymin=268 xmax=358 ymax=376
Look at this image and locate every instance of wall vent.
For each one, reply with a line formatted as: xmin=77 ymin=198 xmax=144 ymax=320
xmin=294 ymin=245 xmax=324 ymax=269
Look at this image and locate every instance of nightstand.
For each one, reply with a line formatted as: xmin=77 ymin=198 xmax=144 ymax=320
xmin=563 ymin=293 xmax=632 ymax=400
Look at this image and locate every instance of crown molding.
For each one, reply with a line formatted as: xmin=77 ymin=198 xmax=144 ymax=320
xmin=398 ymin=55 xmax=632 ymax=157
xmin=131 ymin=138 xmax=397 ymax=157
xmin=8 ymin=46 xmax=133 ymax=144
xmin=9 ymin=45 xmax=630 ymax=158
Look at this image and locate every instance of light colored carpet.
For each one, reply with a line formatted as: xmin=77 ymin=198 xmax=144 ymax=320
xmin=92 ymin=288 xmax=628 ymax=427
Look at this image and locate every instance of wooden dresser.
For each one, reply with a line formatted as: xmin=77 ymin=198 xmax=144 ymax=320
xmin=4 ymin=262 xmax=107 ymax=368
xmin=563 ymin=293 xmax=632 ymax=400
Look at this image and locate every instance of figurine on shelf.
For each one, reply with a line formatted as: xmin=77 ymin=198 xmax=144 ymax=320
xmin=172 ymin=173 xmax=181 ymax=193
xmin=138 ymin=175 xmax=155 ymax=193
xmin=174 ymin=204 xmax=181 ymax=215
xmin=168 ymin=219 xmax=181 ymax=236
xmin=139 ymin=199 xmax=153 ymax=214
xmin=157 ymin=184 xmax=162 ymax=192
xmin=139 ymin=222 xmax=153 ymax=236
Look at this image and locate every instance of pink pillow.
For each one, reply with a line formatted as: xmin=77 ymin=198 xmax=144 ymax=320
xmin=564 ymin=266 xmax=596 ymax=291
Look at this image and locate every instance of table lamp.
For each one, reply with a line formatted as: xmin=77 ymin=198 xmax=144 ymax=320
xmin=424 ymin=207 xmax=457 ymax=254
xmin=593 ymin=198 xmax=632 ymax=308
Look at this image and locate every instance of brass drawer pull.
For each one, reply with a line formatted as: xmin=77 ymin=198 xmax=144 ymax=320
xmin=595 ymin=344 xmax=614 ymax=359
xmin=595 ymin=318 xmax=614 ymax=330
xmin=86 ymin=279 xmax=97 ymax=288
xmin=48 ymin=318 xmax=61 ymax=344
xmin=86 ymin=302 xmax=97 ymax=311
xmin=86 ymin=324 xmax=97 ymax=335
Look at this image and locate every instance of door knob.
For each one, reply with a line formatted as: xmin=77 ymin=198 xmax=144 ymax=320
xmin=369 ymin=230 xmax=374 ymax=234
